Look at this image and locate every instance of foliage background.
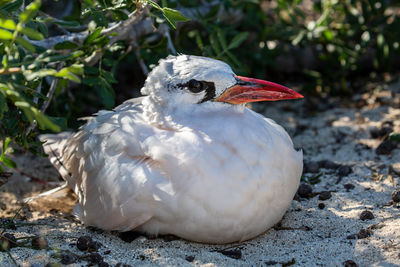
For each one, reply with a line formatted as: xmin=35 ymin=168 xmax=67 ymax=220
xmin=0 ymin=0 xmax=399 ymax=169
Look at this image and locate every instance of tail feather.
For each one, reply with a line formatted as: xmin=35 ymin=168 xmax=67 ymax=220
xmin=39 ymin=132 xmax=74 ymax=186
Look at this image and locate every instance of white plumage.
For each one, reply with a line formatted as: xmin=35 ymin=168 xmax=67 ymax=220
xmin=41 ymin=55 xmax=303 ymax=244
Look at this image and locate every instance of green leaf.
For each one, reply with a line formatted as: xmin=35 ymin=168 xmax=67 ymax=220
xmin=20 ymin=26 xmax=44 ymax=40
xmin=0 ymin=28 xmax=12 ymax=39
xmin=102 ymin=70 xmax=117 ymax=84
xmin=111 ymin=10 xmax=129 ymax=21
xmin=227 ymin=32 xmax=249 ymax=50
xmin=47 ymin=116 xmax=67 ymax=131
xmin=91 ymin=9 xmax=107 ymax=27
xmin=14 ymin=101 xmax=60 ymax=132
xmin=36 ymin=20 xmax=48 ymax=38
xmin=19 ymin=0 xmax=41 ymax=24
xmin=24 ymin=69 xmax=57 ymax=80
xmin=161 ymin=7 xmax=189 ymax=29
xmin=54 ymin=41 xmax=79 ymax=50
xmin=0 ymin=19 xmax=16 ymax=30
xmin=0 ymin=0 xmax=23 ymax=13
xmin=209 ymin=33 xmax=221 ymax=55
xmin=216 ymin=29 xmax=227 ymax=51
xmin=84 ymin=27 xmax=102 ymax=44
xmin=0 ymin=155 xmax=16 ymax=168
xmin=389 ymin=132 xmax=400 ymax=143
xmin=15 ymin=36 xmax=35 ymax=52
xmin=56 ymin=68 xmax=81 ymax=83
xmin=0 ymin=91 xmax=7 ymax=117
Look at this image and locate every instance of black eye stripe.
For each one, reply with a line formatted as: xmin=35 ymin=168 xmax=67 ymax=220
xmin=175 ymin=79 xmax=216 ymax=103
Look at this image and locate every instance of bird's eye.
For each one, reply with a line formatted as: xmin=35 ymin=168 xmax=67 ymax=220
xmin=188 ymin=79 xmax=203 ymax=93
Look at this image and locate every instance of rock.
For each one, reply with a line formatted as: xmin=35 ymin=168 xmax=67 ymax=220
xmin=185 ymin=255 xmax=195 ymax=262
xmin=344 ymin=184 xmax=355 ymax=191
xmin=305 ymin=161 xmax=320 ymax=173
xmin=218 ymin=249 xmax=242 ymax=259
xmin=88 ymin=252 xmax=103 ymax=264
xmin=390 ymin=163 xmax=400 ymax=175
xmin=61 ymin=253 xmax=78 ymax=265
xmin=118 ymin=231 xmax=142 ymax=243
xmin=77 ymin=235 xmax=92 ymax=251
xmin=338 ymin=166 xmax=352 ymax=176
xmin=297 ymin=183 xmax=313 ymax=198
xmin=115 ymin=263 xmax=132 ymax=267
xmin=31 ymin=236 xmax=48 ymax=249
xmin=318 ymin=160 xmax=339 ymax=169
xmin=357 ymin=229 xmax=372 ymax=239
xmin=392 ymin=190 xmax=400 ymax=203
xmin=359 ymin=210 xmax=374 ymax=221
xmin=98 ymin=262 xmax=109 ymax=267
xmin=343 ymin=260 xmax=358 ymax=267
xmin=376 ymin=140 xmax=396 ymax=155
xmin=318 ymin=203 xmax=325 ymax=209
xmin=318 ymin=191 xmax=332 ymax=201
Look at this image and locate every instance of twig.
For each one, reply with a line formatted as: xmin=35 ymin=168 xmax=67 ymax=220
xmin=131 ymin=39 xmax=149 ymax=75
xmin=0 ymin=67 xmax=22 ymax=75
xmin=158 ymin=24 xmax=177 ymax=55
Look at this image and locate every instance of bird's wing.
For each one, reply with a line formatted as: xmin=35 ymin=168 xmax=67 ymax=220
xmin=40 ymin=97 xmax=165 ymax=231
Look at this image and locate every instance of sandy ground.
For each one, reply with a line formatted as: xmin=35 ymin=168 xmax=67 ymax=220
xmin=1 ymin=79 xmax=399 ymax=266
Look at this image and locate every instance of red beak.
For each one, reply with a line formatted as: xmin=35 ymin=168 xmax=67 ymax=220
xmin=215 ymin=75 xmax=303 ymax=104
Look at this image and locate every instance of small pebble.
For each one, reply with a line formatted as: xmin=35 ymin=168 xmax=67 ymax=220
xmin=318 ymin=203 xmax=325 ymax=209
xmin=185 ymin=255 xmax=195 ymax=262
xmin=88 ymin=252 xmax=103 ymax=264
xmin=376 ymin=140 xmax=395 ymax=155
xmin=338 ymin=165 xmax=352 ymax=176
xmin=219 ymin=249 xmax=242 ymax=259
xmin=359 ymin=210 xmax=374 ymax=221
xmin=318 ymin=160 xmax=339 ymax=169
xmin=318 ymin=191 xmax=332 ymax=201
xmin=87 ymin=240 xmax=102 ymax=251
xmin=265 ymin=260 xmax=279 ymax=266
xmin=346 ymin=234 xmax=357 ymax=240
xmin=357 ymin=229 xmax=371 ymax=239
xmin=31 ymin=236 xmax=48 ymax=250
xmin=61 ymin=253 xmax=78 ymax=265
xmin=392 ymin=190 xmax=400 ymax=203
xmin=98 ymin=262 xmax=109 ymax=267
xmin=77 ymin=235 xmax=92 ymax=251
xmin=118 ymin=231 xmax=141 ymax=243
xmin=115 ymin=263 xmax=132 ymax=267
xmin=343 ymin=260 xmax=358 ymax=267
xmin=297 ymin=183 xmax=313 ymax=198
xmin=305 ymin=161 xmax=319 ymax=173
xmin=344 ymin=184 xmax=355 ymax=191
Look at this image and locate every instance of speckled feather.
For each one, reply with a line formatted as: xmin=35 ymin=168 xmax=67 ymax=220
xmin=40 ymin=55 xmax=302 ymax=244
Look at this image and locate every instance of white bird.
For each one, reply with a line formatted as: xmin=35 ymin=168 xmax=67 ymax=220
xmin=40 ymin=55 xmax=303 ymax=244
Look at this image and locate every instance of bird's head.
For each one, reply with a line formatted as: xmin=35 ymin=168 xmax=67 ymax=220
xmin=141 ymin=55 xmax=303 ymax=106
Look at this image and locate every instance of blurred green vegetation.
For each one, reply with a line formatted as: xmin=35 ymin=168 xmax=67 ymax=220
xmin=0 ymin=0 xmax=399 ymax=169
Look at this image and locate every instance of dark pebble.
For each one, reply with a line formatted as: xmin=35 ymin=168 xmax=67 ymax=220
xmin=318 ymin=160 xmax=339 ymax=169
xmin=29 ymin=264 xmax=42 ymax=267
xmin=357 ymin=229 xmax=372 ymax=239
xmin=338 ymin=165 xmax=352 ymax=176
xmin=185 ymin=255 xmax=195 ymax=262
xmin=87 ymin=240 xmax=102 ymax=251
xmin=343 ymin=260 xmax=358 ymax=267
xmin=88 ymin=252 xmax=103 ymax=264
xmin=77 ymin=235 xmax=92 ymax=251
xmin=31 ymin=236 xmax=48 ymax=249
xmin=318 ymin=203 xmax=325 ymax=209
xmin=104 ymin=250 xmax=111 ymax=255
xmin=346 ymin=234 xmax=357 ymax=240
xmin=115 ymin=263 xmax=132 ymax=267
xmin=370 ymin=127 xmax=380 ymax=138
xmin=297 ymin=183 xmax=313 ymax=198
xmin=1 ymin=218 xmax=17 ymax=230
xmin=359 ymin=210 xmax=374 ymax=221
xmin=392 ymin=190 xmax=400 ymax=203
xmin=376 ymin=140 xmax=396 ymax=155
xmin=344 ymin=184 xmax=355 ymax=191
xmin=305 ymin=161 xmax=319 ymax=173
xmin=98 ymin=261 xmax=109 ymax=267
xmin=219 ymin=249 xmax=242 ymax=259
xmin=370 ymin=126 xmax=393 ymax=138
xmin=318 ymin=191 xmax=332 ymax=201
xmin=265 ymin=260 xmax=279 ymax=265
xmin=61 ymin=253 xmax=78 ymax=265
xmin=118 ymin=231 xmax=141 ymax=243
